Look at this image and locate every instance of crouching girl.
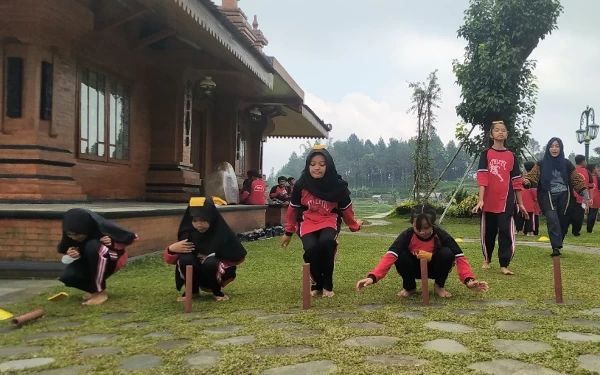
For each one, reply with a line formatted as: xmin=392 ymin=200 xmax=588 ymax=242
xmin=356 ymin=204 xmax=489 ymax=297
xmin=165 ymin=197 xmax=247 ymax=302
xmin=58 ymin=208 xmax=139 ymax=305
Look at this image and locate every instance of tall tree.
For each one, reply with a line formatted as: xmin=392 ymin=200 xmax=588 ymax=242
xmin=452 ymin=0 xmax=563 ymax=157
xmin=408 ymin=70 xmax=442 ymax=199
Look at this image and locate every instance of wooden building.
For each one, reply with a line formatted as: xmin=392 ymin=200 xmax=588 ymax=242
xmin=0 ymin=0 xmax=330 ymax=277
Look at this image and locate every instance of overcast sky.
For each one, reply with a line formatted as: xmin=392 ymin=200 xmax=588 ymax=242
xmin=239 ymin=0 xmax=600 ymax=175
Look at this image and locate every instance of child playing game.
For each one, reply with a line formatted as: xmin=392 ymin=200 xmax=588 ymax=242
xmin=515 ymin=161 xmax=538 ymax=236
xmin=57 ymin=208 xmax=138 ymax=305
xmin=356 ymin=204 xmax=489 ymax=297
xmin=472 ymin=120 xmax=527 ymax=275
xmin=281 ymin=145 xmax=362 ymax=298
xmin=165 ymin=197 xmax=247 ymax=302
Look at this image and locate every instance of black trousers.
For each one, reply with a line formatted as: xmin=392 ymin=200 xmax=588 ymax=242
xmin=176 ymin=253 xmax=237 ymax=297
xmin=394 ymin=247 xmax=454 ymax=291
xmin=59 ymin=240 xmax=123 ymax=294
xmin=587 ymin=208 xmax=599 ymax=233
xmin=532 ymin=214 xmax=540 ymax=235
xmin=300 ymin=227 xmax=338 ymax=291
xmin=480 ymin=211 xmax=515 ymax=267
xmin=515 ymin=212 xmax=537 ymax=234
xmin=569 ymin=203 xmax=585 ymax=235
xmin=542 ymin=192 xmax=570 ymax=250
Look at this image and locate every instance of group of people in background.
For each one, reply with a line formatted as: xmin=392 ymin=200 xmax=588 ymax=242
xmin=54 ymin=121 xmax=599 ymax=307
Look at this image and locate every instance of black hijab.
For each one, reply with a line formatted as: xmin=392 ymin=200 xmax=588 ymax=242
xmin=540 ymin=137 xmax=568 ymax=189
xmin=295 ymin=146 xmax=350 ymax=203
xmin=57 ymin=208 xmax=137 ymax=253
xmin=177 ymin=197 xmax=247 ymax=262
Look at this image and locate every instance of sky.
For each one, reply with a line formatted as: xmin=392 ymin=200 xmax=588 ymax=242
xmin=238 ymin=0 xmax=600 ymax=175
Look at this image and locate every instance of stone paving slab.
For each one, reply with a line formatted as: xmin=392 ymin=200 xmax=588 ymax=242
xmin=256 ymin=314 xmax=295 ymax=321
xmin=261 ymin=360 xmax=337 ymax=375
xmin=467 ymin=358 xmax=562 ymax=375
xmin=283 ymin=329 xmax=324 ymax=338
xmin=254 ymin=346 xmax=317 ymax=356
xmin=423 ymin=339 xmax=468 ymax=353
xmin=494 ymin=321 xmax=534 ymax=332
xmin=492 ymin=339 xmax=552 ymax=354
xmin=0 ymin=346 xmax=44 ymax=358
xmin=185 ymin=350 xmax=221 ymax=369
xmin=341 ymin=336 xmax=400 ymax=347
xmin=471 ymin=300 xmax=525 ymax=307
xmin=582 ymin=308 xmax=600 ymax=316
xmin=366 ymin=354 xmax=427 ymax=366
xmin=0 ymin=358 xmax=55 ymax=372
xmin=424 ymin=321 xmax=475 ymax=333
xmin=156 ymin=339 xmax=191 ymax=350
xmin=452 ymin=309 xmax=484 ymax=316
xmin=118 ymin=322 xmax=150 ymax=329
xmin=144 ymin=332 xmax=174 ymax=339
xmin=119 ymin=354 xmax=163 ymax=370
xmin=320 ymin=313 xmax=359 ymax=319
xmin=557 ymin=331 xmax=600 ymax=342
xmin=579 ymin=354 xmax=600 ymax=373
xmin=191 ymin=318 xmax=225 ymax=325
xmin=75 ymin=334 xmax=118 ymax=344
xmin=28 ymin=364 xmax=94 ymax=375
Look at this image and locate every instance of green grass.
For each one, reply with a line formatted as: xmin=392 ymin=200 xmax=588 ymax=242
xmin=2 ymin=234 xmax=600 ymax=374
xmin=351 ymin=198 xmax=394 ymax=218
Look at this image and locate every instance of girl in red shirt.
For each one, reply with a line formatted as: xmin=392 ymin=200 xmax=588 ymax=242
xmin=356 ymin=204 xmax=488 ymax=298
xmin=472 ymin=121 xmax=527 ymax=275
xmin=281 ymin=146 xmax=362 ymax=298
xmin=586 ymin=164 xmax=600 ymax=233
xmin=164 ymin=197 xmax=247 ymax=302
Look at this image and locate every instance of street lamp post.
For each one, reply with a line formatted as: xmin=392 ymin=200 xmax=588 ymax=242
xmin=575 ymin=106 xmax=599 ymax=162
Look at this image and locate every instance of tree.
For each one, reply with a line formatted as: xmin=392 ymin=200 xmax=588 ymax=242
xmin=408 ymin=70 xmax=442 ymax=200
xmin=452 ymin=0 xmax=563 ymax=158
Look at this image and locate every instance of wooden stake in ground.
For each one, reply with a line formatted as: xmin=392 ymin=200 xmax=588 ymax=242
xmin=420 ymin=258 xmax=429 ymax=305
xmin=553 ymin=256 xmax=563 ymax=304
xmin=184 ymin=265 xmax=193 ymax=313
xmin=11 ymin=309 xmax=45 ymax=327
xmin=302 ymin=263 xmax=311 ymax=310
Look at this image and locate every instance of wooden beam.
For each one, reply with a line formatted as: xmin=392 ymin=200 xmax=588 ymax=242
xmin=94 ymin=3 xmax=149 ymax=32
xmin=130 ymin=29 xmax=176 ymax=51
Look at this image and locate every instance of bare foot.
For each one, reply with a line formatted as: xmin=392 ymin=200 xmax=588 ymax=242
xmin=397 ymin=289 xmax=416 ymax=298
xmin=500 ymin=267 xmax=514 ymax=275
xmin=176 ymin=296 xmax=186 ymax=303
xmin=310 ymin=290 xmax=321 ymax=297
xmin=322 ymin=290 xmax=335 ymax=298
xmin=82 ymin=290 xmax=108 ymax=306
xmin=214 ymin=295 xmax=230 ymax=301
xmin=482 ymin=261 xmax=491 ymax=269
xmin=82 ymin=293 xmax=92 ymax=301
xmin=434 ymin=284 xmax=452 ymax=298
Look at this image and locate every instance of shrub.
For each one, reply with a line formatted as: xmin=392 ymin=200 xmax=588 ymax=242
xmin=445 ymin=194 xmax=479 ymax=218
xmin=391 ymin=200 xmax=444 ymax=217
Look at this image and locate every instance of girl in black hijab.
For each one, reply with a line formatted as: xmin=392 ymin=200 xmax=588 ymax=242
xmin=57 ymin=208 xmax=138 ymax=305
xmin=523 ymin=137 xmax=589 ymax=256
xmin=164 ymin=197 xmax=247 ymax=302
xmin=280 ymin=145 xmax=362 ymax=298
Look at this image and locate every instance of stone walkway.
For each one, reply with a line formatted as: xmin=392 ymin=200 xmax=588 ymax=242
xmin=0 ymin=279 xmax=61 ymax=309
xmin=1 ymin=303 xmax=599 ymax=374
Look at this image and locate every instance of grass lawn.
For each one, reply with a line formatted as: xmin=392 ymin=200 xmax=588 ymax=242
xmin=351 ymin=199 xmax=394 ymax=218
xmin=2 ymin=231 xmax=600 ymax=374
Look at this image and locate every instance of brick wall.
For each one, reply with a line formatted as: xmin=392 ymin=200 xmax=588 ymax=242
xmin=0 ymin=207 xmax=266 ymax=266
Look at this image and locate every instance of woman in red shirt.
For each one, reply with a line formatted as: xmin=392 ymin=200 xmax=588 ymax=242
xmin=472 ymin=121 xmax=527 ymax=275
xmin=356 ymin=204 xmax=488 ymax=298
xmin=586 ymin=164 xmax=600 ymax=233
xmin=281 ymin=146 xmax=362 ymax=298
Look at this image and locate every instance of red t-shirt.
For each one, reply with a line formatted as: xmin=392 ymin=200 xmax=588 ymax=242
xmin=573 ymin=166 xmax=593 ymax=204
xmin=285 ymin=189 xmax=360 ymax=237
xmin=521 ymin=188 xmax=535 ymax=213
xmin=269 ymin=185 xmax=290 ymax=201
xmin=366 ymin=227 xmax=474 ymax=284
xmin=476 ymin=148 xmax=523 ymax=213
xmin=239 ymin=179 xmax=266 ymax=205
xmin=591 ymin=175 xmax=600 ymax=209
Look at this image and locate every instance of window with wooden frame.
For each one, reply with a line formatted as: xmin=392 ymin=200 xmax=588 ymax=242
xmin=78 ymin=67 xmax=130 ymax=162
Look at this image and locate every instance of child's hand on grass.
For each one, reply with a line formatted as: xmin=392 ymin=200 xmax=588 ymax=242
xmin=356 ymin=278 xmax=373 ymax=291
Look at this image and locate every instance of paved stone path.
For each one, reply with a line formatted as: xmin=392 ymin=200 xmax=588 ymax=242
xmin=2 ymin=304 xmax=600 ymax=373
